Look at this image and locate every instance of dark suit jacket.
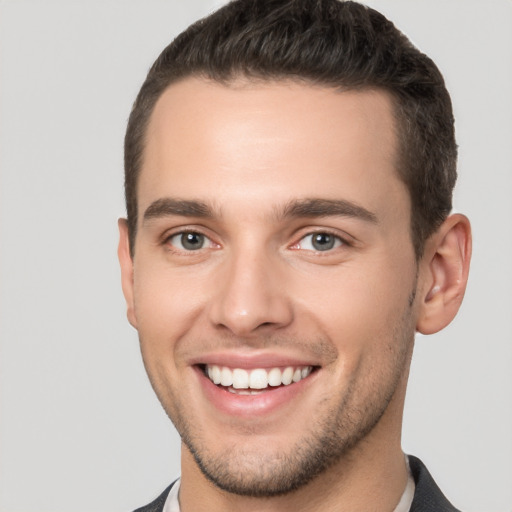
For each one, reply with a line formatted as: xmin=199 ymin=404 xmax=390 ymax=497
xmin=133 ymin=455 xmax=461 ymax=512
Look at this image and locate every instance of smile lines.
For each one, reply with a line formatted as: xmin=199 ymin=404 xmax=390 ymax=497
xmin=204 ymin=365 xmax=314 ymax=391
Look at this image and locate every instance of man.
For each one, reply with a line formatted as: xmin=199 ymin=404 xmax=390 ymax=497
xmin=118 ymin=0 xmax=471 ymax=510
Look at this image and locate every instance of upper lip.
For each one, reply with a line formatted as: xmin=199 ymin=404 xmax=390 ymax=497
xmin=188 ymin=351 xmax=322 ymax=369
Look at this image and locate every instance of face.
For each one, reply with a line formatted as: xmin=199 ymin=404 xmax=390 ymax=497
xmin=120 ymin=78 xmax=421 ymax=496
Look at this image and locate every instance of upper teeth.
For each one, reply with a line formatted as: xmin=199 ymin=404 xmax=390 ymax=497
xmin=206 ymin=365 xmax=313 ymax=389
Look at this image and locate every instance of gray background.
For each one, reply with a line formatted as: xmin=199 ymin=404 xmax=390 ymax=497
xmin=0 ymin=1 xmax=511 ymax=511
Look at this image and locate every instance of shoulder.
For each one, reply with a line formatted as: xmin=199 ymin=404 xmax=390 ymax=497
xmin=132 ymin=482 xmax=175 ymax=512
xmin=408 ymin=455 xmax=461 ymax=512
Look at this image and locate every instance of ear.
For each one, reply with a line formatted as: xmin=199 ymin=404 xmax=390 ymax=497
xmin=117 ymin=218 xmax=138 ymax=329
xmin=416 ymin=214 xmax=472 ymax=335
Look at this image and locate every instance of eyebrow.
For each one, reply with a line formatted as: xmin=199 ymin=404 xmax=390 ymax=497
xmin=279 ymin=198 xmax=378 ymax=223
xmin=142 ymin=197 xmax=378 ymax=224
xmin=143 ymin=198 xmax=217 ymax=222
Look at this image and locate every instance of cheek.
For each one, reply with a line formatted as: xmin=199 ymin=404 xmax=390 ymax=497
xmin=294 ymin=259 xmax=415 ymax=354
xmin=132 ymin=263 xmax=209 ymax=358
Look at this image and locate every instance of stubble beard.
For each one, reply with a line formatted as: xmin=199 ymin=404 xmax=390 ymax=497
xmin=181 ymin=380 xmax=401 ymax=498
xmin=147 ymin=295 xmax=416 ymax=498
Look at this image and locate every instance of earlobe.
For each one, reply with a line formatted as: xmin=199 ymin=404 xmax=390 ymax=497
xmin=416 ymin=214 xmax=472 ymax=335
xmin=117 ymin=218 xmax=138 ymax=329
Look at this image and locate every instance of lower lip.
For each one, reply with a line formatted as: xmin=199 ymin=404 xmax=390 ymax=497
xmin=195 ymin=366 xmax=317 ymax=418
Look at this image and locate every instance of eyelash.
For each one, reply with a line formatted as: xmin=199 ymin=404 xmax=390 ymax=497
xmin=163 ymin=229 xmax=218 ymax=253
xmin=291 ymin=230 xmax=350 ymax=253
xmin=163 ymin=228 xmax=351 ymax=254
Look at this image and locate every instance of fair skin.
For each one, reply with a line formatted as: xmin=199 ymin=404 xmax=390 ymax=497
xmin=118 ymin=78 xmax=471 ymax=512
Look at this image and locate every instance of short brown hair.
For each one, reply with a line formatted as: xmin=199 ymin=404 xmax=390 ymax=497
xmin=124 ymin=0 xmax=457 ymax=258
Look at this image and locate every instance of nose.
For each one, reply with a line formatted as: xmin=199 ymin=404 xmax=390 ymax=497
xmin=208 ymin=250 xmax=294 ymax=337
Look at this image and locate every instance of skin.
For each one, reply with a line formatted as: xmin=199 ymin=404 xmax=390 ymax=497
xmin=118 ymin=78 xmax=471 ymax=512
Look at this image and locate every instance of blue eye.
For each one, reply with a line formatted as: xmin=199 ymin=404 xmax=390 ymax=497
xmin=169 ymin=232 xmax=208 ymax=251
xmin=299 ymin=232 xmax=343 ymax=252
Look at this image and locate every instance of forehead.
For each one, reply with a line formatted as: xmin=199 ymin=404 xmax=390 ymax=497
xmin=140 ymin=77 xmax=406 ymax=222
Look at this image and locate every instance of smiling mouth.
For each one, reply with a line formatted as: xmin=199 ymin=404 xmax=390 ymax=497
xmin=201 ymin=364 xmax=316 ymax=395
